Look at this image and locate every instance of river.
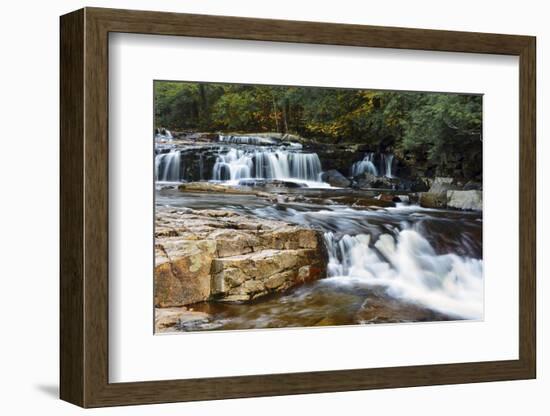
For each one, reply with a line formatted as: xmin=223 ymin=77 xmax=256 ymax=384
xmin=155 ymin=133 xmax=483 ymax=331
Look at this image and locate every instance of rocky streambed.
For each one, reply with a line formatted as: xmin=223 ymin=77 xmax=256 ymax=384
xmin=154 ymin=132 xmax=483 ymax=333
xmin=155 ymin=184 xmax=482 ymax=333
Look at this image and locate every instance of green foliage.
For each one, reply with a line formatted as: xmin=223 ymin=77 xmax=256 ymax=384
xmin=154 ymin=81 xmax=225 ymax=130
xmin=399 ymin=94 xmax=482 ymax=173
xmin=154 ymin=81 xmax=482 ymax=176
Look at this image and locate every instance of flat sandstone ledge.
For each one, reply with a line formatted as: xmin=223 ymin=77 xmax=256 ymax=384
xmin=155 ymin=207 xmax=328 ymax=308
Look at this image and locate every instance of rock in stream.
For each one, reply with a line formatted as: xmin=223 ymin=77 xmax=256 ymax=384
xmin=154 ymin=207 xmax=328 ymax=307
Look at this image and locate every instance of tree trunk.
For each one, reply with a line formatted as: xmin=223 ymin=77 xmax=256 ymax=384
xmin=282 ymin=100 xmax=289 ymax=133
xmin=288 ymin=104 xmax=292 ymax=132
xmin=272 ymin=95 xmax=279 ymax=133
xmin=198 ymin=84 xmax=208 ymax=126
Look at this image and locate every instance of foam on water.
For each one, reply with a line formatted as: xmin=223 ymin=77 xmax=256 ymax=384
xmin=155 ymin=150 xmax=182 ymax=182
xmin=324 ymin=229 xmax=483 ymax=319
xmin=212 ymin=147 xmax=324 ymax=185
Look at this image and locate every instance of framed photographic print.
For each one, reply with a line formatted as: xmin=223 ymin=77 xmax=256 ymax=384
xmin=60 ymin=7 xmax=536 ymax=408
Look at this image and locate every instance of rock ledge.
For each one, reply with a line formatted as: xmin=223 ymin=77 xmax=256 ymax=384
xmin=155 ymin=207 xmax=327 ymax=306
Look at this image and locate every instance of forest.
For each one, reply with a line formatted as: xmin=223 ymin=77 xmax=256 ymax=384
xmin=154 ymin=81 xmax=482 ymax=174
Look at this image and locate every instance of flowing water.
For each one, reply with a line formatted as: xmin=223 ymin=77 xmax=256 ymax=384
xmin=212 ymin=148 xmax=323 ymax=182
xmin=351 ymin=152 xmax=378 ymax=176
xmin=155 ymin=151 xmax=181 ymax=182
xmin=155 ymin=134 xmax=483 ymax=331
xmin=156 ymin=137 xmax=325 ymax=187
xmin=351 ymin=152 xmax=395 ymax=178
xmin=157 ymin=187 xmax=483 ymax=331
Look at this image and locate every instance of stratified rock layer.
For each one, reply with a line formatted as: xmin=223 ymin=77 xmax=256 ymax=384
xmin=155 ymin=207 xmax=327 ymax=307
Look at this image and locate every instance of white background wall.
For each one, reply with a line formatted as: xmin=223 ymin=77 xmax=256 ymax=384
xmin=0 ymin=0 xmax=546 ymax=414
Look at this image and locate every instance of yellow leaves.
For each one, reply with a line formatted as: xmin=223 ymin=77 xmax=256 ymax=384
xmin=385 ymin=114 xmax=400 ymax=128
xmin=305 ymin=119 xmax=346 ymax=138
xmin=357 ymin=91 xmax=377 ymax=113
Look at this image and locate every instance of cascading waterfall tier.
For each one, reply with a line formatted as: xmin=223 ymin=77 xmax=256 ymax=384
xmin=212 ymin=148 xmax=322 ymax=182
xmin=155 ymin=151 xmax=181 ymax=182
xmin=155 ymin=128 xmax=173 ymax=142
xmin=351 ymin=152 xmax=395 ymax=178
xmin=351 ymin=153 xmax=378 ymax=177
xmin=382 ymin=153 xmax=394 ymax=178
xmin=323 ymin=229 xmax=483 ymax=319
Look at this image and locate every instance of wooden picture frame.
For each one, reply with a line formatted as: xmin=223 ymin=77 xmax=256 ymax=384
xmin=60 ymin=7 xmax=536 ymax=408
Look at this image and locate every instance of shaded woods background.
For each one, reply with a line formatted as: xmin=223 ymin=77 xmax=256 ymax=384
xmin=155 ymin=82 xmax=482 ymax=179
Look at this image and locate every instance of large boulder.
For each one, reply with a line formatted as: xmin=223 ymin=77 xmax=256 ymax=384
xmin=320 ymin=169 xmax=351 ymax=187
xmin=354 ymin=173 xmax=393 ymax=189
xmin=428 ymin=177 xmax=457 ymax=195
xmin=419 ymin=192 xmax=447 ymax=208
xmin=418 ymin=177 xmax=458 ymax=208
xmin=154 ymin=207 xmax=328 ymax=306
xmin=408 ymin=177 xmax=431 ymax=192
xmin=155 ymin=239 xmax=217 ymax=307
xmin=446 ymin=190 xmax=482 ymax=211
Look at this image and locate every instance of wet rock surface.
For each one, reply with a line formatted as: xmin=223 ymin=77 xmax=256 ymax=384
xmin=155 ymin=307 xmax=211 ymax=333
xmin=320 ymin=169 xmax=352 ymax=188
xmin=157 ymin=280 xmax=455 ymax=333
xmin=353 ymin=172 xmax=395 ymax=189
xmin=419 ymin=191 xmax=447 ymax=209
xmin=354 ymin=286 xmax=455 ymax=324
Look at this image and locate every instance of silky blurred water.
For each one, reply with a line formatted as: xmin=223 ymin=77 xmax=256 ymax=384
xmin=156 ymin=187 xmax=482 ymax=331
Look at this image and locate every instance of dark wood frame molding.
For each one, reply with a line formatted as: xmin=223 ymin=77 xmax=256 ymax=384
xmin=60 ymin=7 xmax=536 ymax=408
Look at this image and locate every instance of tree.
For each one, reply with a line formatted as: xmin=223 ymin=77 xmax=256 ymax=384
xmin=399 ymin=94 xmax=482 ymax=175
xmin=154 ymin=81 xmax=482 ymax=178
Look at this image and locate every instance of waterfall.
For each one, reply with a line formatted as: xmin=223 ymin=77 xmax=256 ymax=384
xmin=155 ymin=151 xmax=182 ymax=182
xmin=382 ymin=153 xmax=394 ymax=178
xmin=351 ymin=152 xmax=395 ymax=178
xmin=323 ymin=230 xmax=483 ymax=319
xmin=254 ymin=150 xmax=289 ymax=179
xmin=288 ymin=152 xmax=323 ymax=181
xmin=155 ymin=128 xmax=173 ymax=142
xmin=213 ymin=148 xmax=254 ymax=181
xmin=213 ymin=148 xmax=322 ymax=182
xmin=351 ymin=153 xmax=378 ymax=177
